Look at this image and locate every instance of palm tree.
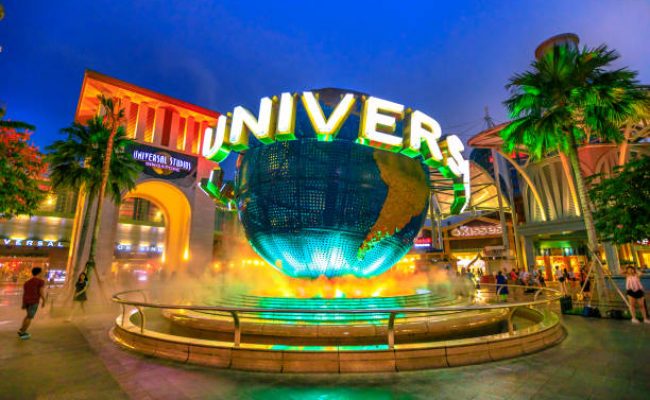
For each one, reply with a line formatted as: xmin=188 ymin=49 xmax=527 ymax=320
xmin=501 ymin=43 xmax=648 ymax=305
xmin=47 ymin=115 xmax=141 ymax=284
xmin=86 ymin=95 xmax=125 ymax=276
xmin=0 ymin=106 xmax=36 ymax=131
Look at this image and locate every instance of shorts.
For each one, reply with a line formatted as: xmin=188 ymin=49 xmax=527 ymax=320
xmin=627 ymin=289 xmax=645 ymax=299
xmin=559 ymin=277 xmax=565 ymax=283
xmin=23 ymin=303 xmax=39 ymax=319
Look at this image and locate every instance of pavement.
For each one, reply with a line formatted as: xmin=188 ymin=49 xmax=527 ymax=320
xmin=1 ymin=292 xmax=649 ymax=399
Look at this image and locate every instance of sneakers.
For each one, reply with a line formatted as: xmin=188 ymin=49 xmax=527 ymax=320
xmin=631 ymin=318 xmax=640 ymax=324
xmin=17 ymin=331 xmax=31 ymax=340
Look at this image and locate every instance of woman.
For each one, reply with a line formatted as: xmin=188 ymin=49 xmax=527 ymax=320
xmin=625 ymin=267 xmax=648 ymax=324
xmin=66 ymin=272 xmax=88 ymax=322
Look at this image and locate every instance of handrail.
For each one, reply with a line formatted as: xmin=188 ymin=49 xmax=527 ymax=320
xmin=112 ymin=284 xmax=561 ymax=314
xmin=112 ymin=283 xmax=562 ymax=349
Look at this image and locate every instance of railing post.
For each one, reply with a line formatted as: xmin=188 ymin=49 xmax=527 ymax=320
xmin=507 ymin=306 xmax=517 ymax=335
xmin=230 ymin=311 xmax=241 ymax=348
xmin=387 ymin=312 xmax=396 ymax=349
xmin=534 ymin=288 xmax=543 ymax=301
xmin=121 ymin=304 xmax=126 ymax=328
xmin=136 ymin=306 xmax=146 ymax=334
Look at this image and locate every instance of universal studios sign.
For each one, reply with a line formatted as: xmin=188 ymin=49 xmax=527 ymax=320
xmin=201 ymin=91 xmax=471 ymax=213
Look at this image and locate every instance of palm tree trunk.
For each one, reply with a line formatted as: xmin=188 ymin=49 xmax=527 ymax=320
xmin=86 ymin=132 xmax=116 ymax=274
xmin=73 ymin=190 xmax=96 ymax=280
xmin=565 ymin=137 xmax=610 ymax=308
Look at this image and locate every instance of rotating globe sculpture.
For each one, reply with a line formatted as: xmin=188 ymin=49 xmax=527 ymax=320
xmin=234 ymin=89 xmax=430 ymax=278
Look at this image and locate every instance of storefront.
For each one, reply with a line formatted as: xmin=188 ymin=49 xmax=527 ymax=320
xmin=0 ymin=238 xmax=69 ymax=283
xmin=441 ymin=216 xmax=514 ymax=275
xmin=533 ymin=239 xmax=588 ymax=280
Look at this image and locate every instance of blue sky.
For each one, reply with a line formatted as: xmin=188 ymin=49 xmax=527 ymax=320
xmin=1 ymin=0 xmax=649 ymax=160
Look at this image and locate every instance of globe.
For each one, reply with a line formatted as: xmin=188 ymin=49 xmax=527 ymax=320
xmin=235 ymin=89 xmax=430 ymax=278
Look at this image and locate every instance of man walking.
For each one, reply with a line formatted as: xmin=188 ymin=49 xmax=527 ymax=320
xmin=18 ymin=267 xmax=46 ymax=340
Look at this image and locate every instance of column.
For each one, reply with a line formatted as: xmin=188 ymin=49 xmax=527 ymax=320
xmin=135 ymin=104 xmax=150 ymax=142
xmin=491 ymin=149 xmax=511 ymax=256
xmin=125 ymin=101 xmax=139 ymax=139
xmin=152 ymin=107 xmax=166 ymax=146
xmin=169 ymin=111 xmax=180 ymax=150
xmin=187 ymin=158 xmax=218 ymax=276
xmin=523 ymin=236 xmax=536 ymax=271
xmin=185 ymin=116 xmax=196 ymax=153
xmin=176 ymin=116 xmax=187 ymax=151
xmin=192 ymin=120 xmax=206 ymax=154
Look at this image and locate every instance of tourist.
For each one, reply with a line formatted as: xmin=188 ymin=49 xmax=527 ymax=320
xmin=538 ymin=269 xmax=546 ymax=287
xmin=496 ymin=271 xmax=508 ymax=302
xmin=18 ymin=267 xmax=47 ymax=340
xmin=555 ymin=266 xmax=566 ymax=294
xmin=625 ymin=267 xmax=649 ymax=324
xmin=66 ymin=272 xmax=89 ymax=322
xmin=508 ymin=269 xmax=518 ymax=282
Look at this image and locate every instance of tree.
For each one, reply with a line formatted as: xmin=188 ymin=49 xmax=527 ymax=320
xmin=589 ymin=156 xmax=650 ymax=245
xmin=47 ymin=115 xmax=141 ymax=283
xmin=0 ymin=125 xmax=45 ymax=218
xmin=501 ymin=43 xmax=648 ymax=304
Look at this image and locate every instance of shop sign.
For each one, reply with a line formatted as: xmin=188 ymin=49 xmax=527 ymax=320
xmin=414 ymin=237 xmax=432 ymax=248
xmin=636 ymin=239 xmax=649 ymax=246
xmin=2 ymin=239 xmax=67 ymax=248
xmin=128 ymin=143 xmax=197 ymax=180
xmin=451 ymin=224 xmax=502 ymax=238
xmin=115 ymin=243 xmax=163 ymax=254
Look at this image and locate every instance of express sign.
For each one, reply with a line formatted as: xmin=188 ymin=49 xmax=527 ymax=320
xmin=201 ymin=91 xmax=471 ymax=214
xmin=451 ymin=224 xmax=502 ymax=237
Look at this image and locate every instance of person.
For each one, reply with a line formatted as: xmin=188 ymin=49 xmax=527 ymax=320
xmin=66 ymin=272 xmax=89 ymax=322
xmin=495 ymin=270 xmax=508 ymax=302
xmin=508 ymin=269 xmax=518 ymax=282
xmin=538 ymin=269 xmax=546 ymax=287
xmin=555 ymin=265 xmax=566 ymax=294
xmin=625 ymin=266 xmax=649 ymax=324
xmin=18 ymin=267 xmax=47 ymax=340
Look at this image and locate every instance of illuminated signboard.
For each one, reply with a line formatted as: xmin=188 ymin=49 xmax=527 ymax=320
xmin=2 ymin=239 xmax=67 ymax=248
xmin=414 ymin=237 xmax=433 ymax=248
xmin=115 ymin=243 xmax=163 ymax=254
xmin=201 ymin=91 xmax=471 ymax=214
xmin=450 ymin=224 xmax=502 ymax=238
xmin=128 ymin=143 xmax=197 ymax=181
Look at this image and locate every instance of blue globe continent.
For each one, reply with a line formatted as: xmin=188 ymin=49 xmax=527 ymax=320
xmin=235 ymin=89 xmax=429 ymax=278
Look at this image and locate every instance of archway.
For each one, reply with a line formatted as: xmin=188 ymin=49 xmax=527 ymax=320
xmin=122 ymin=180 xmax=192 ymax=272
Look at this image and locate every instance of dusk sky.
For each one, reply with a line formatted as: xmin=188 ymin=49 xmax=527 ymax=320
xmin=1 ymin=1 xmax=649 ymax=171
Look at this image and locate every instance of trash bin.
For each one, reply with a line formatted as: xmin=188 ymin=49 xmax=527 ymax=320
xmin=560 ymin=295 xmax=573 ymax=314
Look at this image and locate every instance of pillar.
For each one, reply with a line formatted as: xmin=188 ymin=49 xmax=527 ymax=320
xmin=491 ymin=149 xmax=511 ymax=256
xmin=523 ymin=236 xmax=536 ymax=271
xmin=187 ymin=158 xmax=218 ymax=276
xmin=135 ymin=104 xmax=150 ymax=142
xmin=152 ymin=107 xmax=166 ymax=146
xmin=168 ymin=111 xmax=180 ymax=150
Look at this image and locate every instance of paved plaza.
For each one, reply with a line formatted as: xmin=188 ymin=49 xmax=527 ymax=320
xmin=1 ymin=293 xmax=649 ymax=400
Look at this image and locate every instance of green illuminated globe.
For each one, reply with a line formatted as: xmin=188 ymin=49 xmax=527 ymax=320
xmin=235 ymin=89 xmax=429 ymax=278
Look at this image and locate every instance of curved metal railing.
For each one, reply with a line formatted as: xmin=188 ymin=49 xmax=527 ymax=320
xmin=112 ymin=283 xmax=562 ymax=350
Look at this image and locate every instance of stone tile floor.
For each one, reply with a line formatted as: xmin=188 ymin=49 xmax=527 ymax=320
xmin=1 ymin=299 xmax=649 ymax=400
